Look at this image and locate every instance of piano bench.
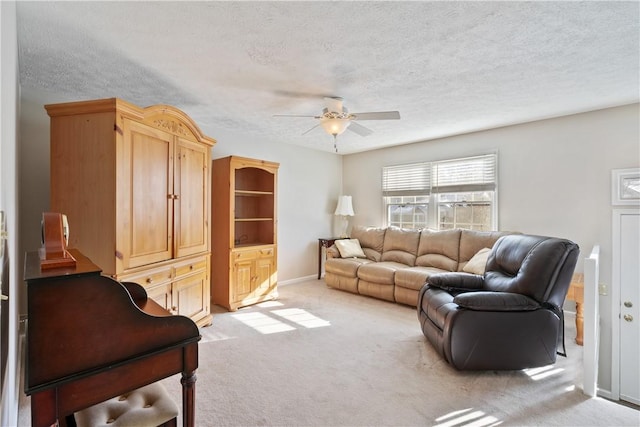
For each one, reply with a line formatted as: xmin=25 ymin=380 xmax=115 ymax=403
xmin=74 ymin=382 xmax=179 ymax=427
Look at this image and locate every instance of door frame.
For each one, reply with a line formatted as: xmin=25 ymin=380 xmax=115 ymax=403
xmin=610 ymin=208 xmax=640 ymax=401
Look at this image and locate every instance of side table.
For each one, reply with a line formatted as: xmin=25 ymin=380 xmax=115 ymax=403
xmin=318 ymin=237 xmax=348 ymax=279
xmin=566 ymin=273 xmax=584 ymax=345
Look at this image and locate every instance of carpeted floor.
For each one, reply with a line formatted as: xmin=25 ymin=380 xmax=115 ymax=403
xmin=19 ymin=279 xmax=640 ymax=426
xmin=160 ymin=280 xmax=638 ymax=427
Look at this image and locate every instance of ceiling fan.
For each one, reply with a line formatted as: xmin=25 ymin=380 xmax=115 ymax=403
xmin=274 ymin=97 xmax=400 ymax=152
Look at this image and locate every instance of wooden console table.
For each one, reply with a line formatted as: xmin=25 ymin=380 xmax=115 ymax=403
xmin=566 ymin=273 xmax=584 ymax=346
xmin=318 ymin=237 xmax=348 ymax=279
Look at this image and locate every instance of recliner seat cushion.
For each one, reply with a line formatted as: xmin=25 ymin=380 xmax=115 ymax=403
xmin=325 ymin=257 xmax=372 ymax=277
xmin=357 ymin=261 xmax=407 ymax=285
xmin=394 ymin=266 xmax=448 ymax=291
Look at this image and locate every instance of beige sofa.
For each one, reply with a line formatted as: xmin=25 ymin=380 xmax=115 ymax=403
xmin=324 ymin=226 xmax=513 ymax=307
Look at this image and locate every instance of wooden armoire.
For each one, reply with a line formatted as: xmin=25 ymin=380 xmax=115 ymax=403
xmin=46 ymin=98 xmax=216 ymax=327
xmin=211 ymin=156 xmax=279 ymax=311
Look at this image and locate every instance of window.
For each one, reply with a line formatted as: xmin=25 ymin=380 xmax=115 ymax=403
xmin=383 ymin=154 xmax=497 ymax=231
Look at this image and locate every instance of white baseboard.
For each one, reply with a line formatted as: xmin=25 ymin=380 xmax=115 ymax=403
xmin=597 ymin=388 xmax=614 ymax=400
xmin=279 ymin=275 xmax=318 ymax=286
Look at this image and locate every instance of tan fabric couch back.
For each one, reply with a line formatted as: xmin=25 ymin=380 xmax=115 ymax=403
xmin=351 ymin=226 xmax=386 ymax=262
xmin=457 ymin=230 xmax=513 ymax=271
xmin=415 ymin=229 xmax=461 ymax=271
xmin=380 ymin=227 xmax=421 ymax=266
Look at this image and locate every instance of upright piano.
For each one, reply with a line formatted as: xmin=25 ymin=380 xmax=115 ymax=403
xmin=24 ymin=249 xmax=201 ymax=427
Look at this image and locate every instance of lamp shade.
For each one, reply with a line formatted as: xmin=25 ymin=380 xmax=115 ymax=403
xmin=334 ymin=195 xmax=355 ymax=216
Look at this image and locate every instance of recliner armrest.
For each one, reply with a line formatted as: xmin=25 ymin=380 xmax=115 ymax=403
xmin=453 ymin=291 xmax=541 ymax=311
xmin=427 ymin=273 xmax=485 ymax=293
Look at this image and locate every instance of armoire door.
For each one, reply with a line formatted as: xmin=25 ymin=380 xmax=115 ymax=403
xmin=174 ymin=138 xmax=209 ymax=258
xmin=121 ymin=119 xmax=174 ymax=269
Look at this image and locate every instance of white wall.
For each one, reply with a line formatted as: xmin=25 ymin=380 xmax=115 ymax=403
xmin=343 ymin=103 xmax=640 ymax=394
xmin=0 ymin=1 xmax=21 ymax=425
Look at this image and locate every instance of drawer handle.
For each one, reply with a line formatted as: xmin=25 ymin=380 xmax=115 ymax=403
xmin=146 ymin=278 xmax=153 ymax=284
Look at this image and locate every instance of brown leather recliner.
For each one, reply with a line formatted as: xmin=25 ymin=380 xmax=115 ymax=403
xmin=417 ymin=234 xmax=579 ymax=370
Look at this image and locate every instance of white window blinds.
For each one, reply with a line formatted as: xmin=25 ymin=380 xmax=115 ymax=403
xmin=383 ymin=154 xmax=496 ymax=196
xmin=432 ymin=154 xmax=497 ymax=193
xmin=382 ymin=162 xmax=430 ymax=197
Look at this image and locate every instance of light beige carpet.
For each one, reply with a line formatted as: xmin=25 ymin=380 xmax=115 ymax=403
xmin=160 ymin=280 xmax=638 ymax=427
xmin=18 ymin=279 xmax=639 ymax=426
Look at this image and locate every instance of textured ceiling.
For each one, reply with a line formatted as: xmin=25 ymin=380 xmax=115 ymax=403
xmin=16 ymin=1 xmax=640 ymax=154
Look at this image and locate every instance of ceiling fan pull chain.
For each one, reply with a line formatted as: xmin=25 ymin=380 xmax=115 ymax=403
xmin=333 ymin=135 xmax=338 ymax=153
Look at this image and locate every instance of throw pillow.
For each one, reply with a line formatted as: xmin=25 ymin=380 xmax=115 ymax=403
xmin=335 ymin=239 xmax=366 ymax=258
xmin=462 ymin=247 xmax=492 ymax=275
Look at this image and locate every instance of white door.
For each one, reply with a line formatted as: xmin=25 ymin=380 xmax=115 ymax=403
xmin=615 ymin=209 xmax=640 ymax=405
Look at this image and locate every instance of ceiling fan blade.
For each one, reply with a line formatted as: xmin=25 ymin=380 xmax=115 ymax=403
xmin=347 ymin=121 xmax=373 ymax=137
xmin=272 ymin=90 xmax=333 ymax=99
xmin=351 ymin=111 xmax=401 ymax=120
xmin=324 ymin=97 xmax=344 ymax=113
xmin=273 ymin=114 xmax=320 ymax=118
xmin=301 ymin=123 xmax=320 ymax=135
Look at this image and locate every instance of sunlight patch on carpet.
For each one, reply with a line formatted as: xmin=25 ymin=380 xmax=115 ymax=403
xmin=271 ymin=308 xmax=331 ymax=328
xmin=231 ymin=312 xmax=296 ymax=334
xmin=523 ymin=364 xmax=565 ymax=380
xmin=230 ymin=308 xmax=331 ymax=334
xmin=434 ymin=408 xmax=502 ymax=427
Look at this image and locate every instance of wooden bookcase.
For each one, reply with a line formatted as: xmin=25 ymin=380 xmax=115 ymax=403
xmin=211 ymin=156 xmax=279 ymax=311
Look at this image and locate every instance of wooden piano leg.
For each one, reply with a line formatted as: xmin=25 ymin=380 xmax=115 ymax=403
xmin=31 ymin=389 xmax=59 ymax=427
xmin=181 ymin=371 xmax=197 ymax=427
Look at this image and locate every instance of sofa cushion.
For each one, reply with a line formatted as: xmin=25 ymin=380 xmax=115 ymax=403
xmin=325 ymin=257 xmax=372 ymax=278
xmin=357 ymin=261 xmax=407 ymax=285
xmin=335 ymin=239 xmax=366 ymax=258
xmin=415 ymin=229 xmax=461 ymax=271
xmin=394 ymin=266 xmax=449 ymax=291
xmin=462 ymin=247 xmax=491 ymax=275
xmin=380 ymin=227 xmax=420 ymax=266
xmin=458 ymin=230 xmax=513 ymax=271
xmin=351 ymin=226 xmax=386 ymax=262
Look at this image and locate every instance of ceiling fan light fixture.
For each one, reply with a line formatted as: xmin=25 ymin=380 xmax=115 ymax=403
xmin=320 ymin=117 xmax=351 ymax=136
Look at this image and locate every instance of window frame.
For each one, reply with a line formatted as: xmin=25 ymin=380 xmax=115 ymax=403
xmin=383 ymin=154 xmax=498 ymax=231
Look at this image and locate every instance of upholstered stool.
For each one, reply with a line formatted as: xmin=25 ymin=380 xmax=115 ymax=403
xmin=74 ymin=382 xmax=179 ymax=427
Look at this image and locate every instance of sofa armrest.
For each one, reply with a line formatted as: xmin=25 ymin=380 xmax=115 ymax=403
xmin=453 ymin=291 xmax=541 ymax=311
xmin=427 ymin=272 xmax=485 ymax=293
xmin=326 ymin=244 xmax=341 ymax=259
